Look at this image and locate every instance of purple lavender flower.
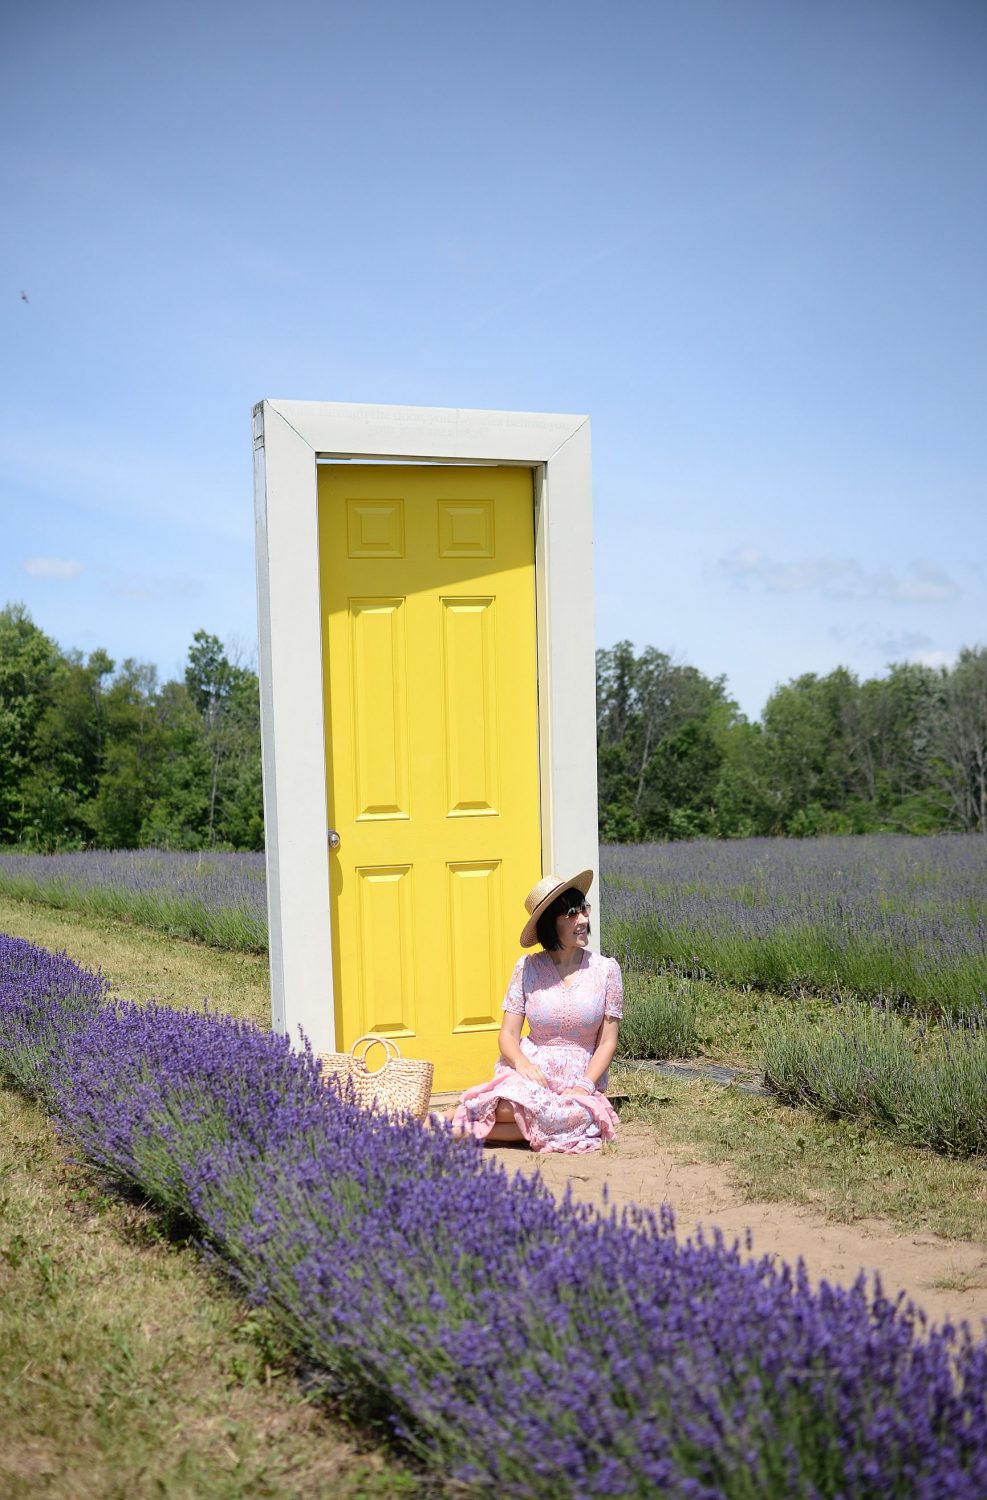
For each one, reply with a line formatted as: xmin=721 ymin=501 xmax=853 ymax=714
xmin=0 ymin=933 xmax=107 ymax=1102
xmin=3 ymin=931 xmax=987 ymax=1497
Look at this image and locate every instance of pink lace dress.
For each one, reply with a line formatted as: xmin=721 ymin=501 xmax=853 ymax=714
xmin=452 ymin=950 xmax=623 ymax=1154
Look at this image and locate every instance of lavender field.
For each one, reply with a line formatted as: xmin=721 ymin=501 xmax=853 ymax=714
xmin=1 ymin=837 xmax=985 ymax=1014
xmin=601 ymin=835 xmax=987 ymax=1016
xmin=0 ymin=849 xmax=267 ymax=952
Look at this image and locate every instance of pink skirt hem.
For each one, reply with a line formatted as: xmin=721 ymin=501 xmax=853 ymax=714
xmin=452 ymin=1059 xmax=619 ymax=1154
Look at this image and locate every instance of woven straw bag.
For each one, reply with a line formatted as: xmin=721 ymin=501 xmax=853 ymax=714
xmin=319 ymin=1034 xmax=434 ymax=1121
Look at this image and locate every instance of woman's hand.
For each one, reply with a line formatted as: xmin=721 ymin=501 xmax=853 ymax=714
xmin=498 ymin=1012 xmax=548 ymax=1088
xmin=513 ymin=1055 xmax=549 ymax=1089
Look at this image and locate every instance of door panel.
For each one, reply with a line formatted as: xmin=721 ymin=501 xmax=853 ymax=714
xmin=440 ymin=596 xmax=498 ymax=816
xmin=355 ymin=864 xmax=415 ymax=1036
xmin=447 ymin=859 xmax=503 ymax=1031
xmin=319 ymin=464 xmax=540 ymax=1091
xmin=349 ymin=599 xmax=410 ymax=819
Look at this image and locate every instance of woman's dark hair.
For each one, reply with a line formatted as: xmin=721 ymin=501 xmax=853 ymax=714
xmin=536 ymin=887 xmax=591 ymax=952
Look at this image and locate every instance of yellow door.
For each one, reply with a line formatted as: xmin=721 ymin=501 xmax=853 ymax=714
xmin=318 ymin=464 xmax=541 ymax=1092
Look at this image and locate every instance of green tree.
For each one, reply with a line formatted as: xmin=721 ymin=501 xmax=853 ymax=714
xmin=184 ymin=631 xmax=263 ymax=848
xmin=596 ymin=642 xmax=742 ymax=840
xmin=212 ymin=667 xmax=264 ymax=848
xmin=639 ymin=718 xmax=724 ymax=838
xmin=18 ymin=648 xmax=115 ymax=849
xmin=87 ymin=661 xmax=164 ymax=847
xmin=839 ymin=662 xmax=941 ymax=821
xmin=138 ymin=680 xmax=212 ymax=848
xmin=759 ymin=668 xmax=858 ymax=832
xmin=710 ymin=719 xmax=776 ymax=837
xmin=932 ymin=647 xmax=987 ymax=833
xmin=0 ymin=604 xmax=64 ymax=843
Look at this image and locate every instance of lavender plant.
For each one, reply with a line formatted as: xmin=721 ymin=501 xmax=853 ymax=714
xmin=0 ymin=933 xmax=108 ymax=1103
xmin=617 ymin=973 xmax=699 ymax=1060
xmin=603 ymin=834 xmax=987 ymax=1017
xmin=0 ymin=849 xmax=267 ymax=951
xmin=763 ymin=1005 xmax=987 ymax=1157
xmin=3 ymin=934 xmax=987 ymax=1496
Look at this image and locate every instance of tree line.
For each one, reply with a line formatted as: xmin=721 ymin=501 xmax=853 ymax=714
xmin=597 ymin=641 xmax=987 ymax=839
xmin=0 ymin=603 xmax=263 ymax=850
xmin=2 ymin=602 xmax=985 ymax=849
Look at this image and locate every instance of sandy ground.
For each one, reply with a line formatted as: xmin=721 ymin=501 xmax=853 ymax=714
xmin=493 ymin=1122 xmax=987 ymax=1332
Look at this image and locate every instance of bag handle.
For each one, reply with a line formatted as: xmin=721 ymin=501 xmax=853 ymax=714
xmin=350 ymin=1034 xmax=401 ymax=1073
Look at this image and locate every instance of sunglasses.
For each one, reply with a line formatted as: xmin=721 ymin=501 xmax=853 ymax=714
xmin=564 ymin=901 xmax=592 ymax=919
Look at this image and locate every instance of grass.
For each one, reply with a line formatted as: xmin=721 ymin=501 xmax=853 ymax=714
xmin=608 ymin=919 xmax=987 ymax=1018
xmin=3 ymin=877 xmax=986 ymax=1482
xmin=0 ymin=894 xmax=271 ymax=1026
xmin=623 ymin=966 xmax=838 ymax=1067
xmin=927 ymin=1263 xmax=987 ymax=1293
xmin=0 ymin=898 xmax=421 ymax=1495
xmin=610 ymin=1067 xmax=987 ymax=1242
xmin=0 ymin=863 xmax=266 ymax=954
xmin=614 ymin=939 xmax=987 ymax=1239
xmin=13 ymin=950 xmax=987 ymax=1495
xmin=603 ymin=834 xmax=987 ymax=1019
xmin=0 ymin=1079 xmax=418 ymax=1500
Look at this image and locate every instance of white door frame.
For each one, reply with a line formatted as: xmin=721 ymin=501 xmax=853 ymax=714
xmin=252 ymin=400 xmax=597 ymax=1053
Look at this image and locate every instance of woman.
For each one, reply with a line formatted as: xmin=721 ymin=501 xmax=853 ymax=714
xmin=450 ymin=870 xmax=622 ymax=1154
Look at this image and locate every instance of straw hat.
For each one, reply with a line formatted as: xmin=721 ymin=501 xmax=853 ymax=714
xmin=519 ymin=869 xmax=594 ymax=948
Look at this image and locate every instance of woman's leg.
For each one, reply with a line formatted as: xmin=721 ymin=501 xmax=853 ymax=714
xmin=483 ymin=1100 xmax=525 ymax=1144
xmin=445 ymin=1098 xmax=525 ymax=1143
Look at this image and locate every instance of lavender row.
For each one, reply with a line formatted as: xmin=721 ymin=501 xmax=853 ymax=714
xmin=2 ymin=838 xmax=984 ymax=1010
xmin=763 ymin=1005 xmax=987 ymax=1156
xmin=602 ymin=835 xmax=987 ymax=1014
xmin=0 ymin=849 xmax=268 ymax=952
xmin=2 ymin=933 xmax=986 ymax=1497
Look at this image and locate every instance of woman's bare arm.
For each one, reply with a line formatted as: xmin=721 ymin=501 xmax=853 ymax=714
xmin=498 ymin=1011 xmax=548 ymax=1087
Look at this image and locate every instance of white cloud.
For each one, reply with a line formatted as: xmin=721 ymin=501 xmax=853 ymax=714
xmin=891 ymin=565 xmax=958 ymax=602
xmin=828 ymin=625 xmax=935 ymax=656
xmin=22 ymin=557 xmax=84 ymax=579
xmin=873 ymin=629 xmax=934 ymax=656
xmin=908 ymin=648 xmax=957 ymax=670
xmin=718 ymin=548 xmax=960 ymax=604
xmin=105 ymin=571 xmax=204 ymax=602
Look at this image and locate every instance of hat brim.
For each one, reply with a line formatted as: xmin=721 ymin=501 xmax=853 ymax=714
xmin=519 ymin=869 xmax=594 ymax=948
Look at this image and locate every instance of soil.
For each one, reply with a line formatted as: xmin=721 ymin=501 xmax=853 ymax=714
xmin=498 ymin=1123 xmax=987 ymax=1332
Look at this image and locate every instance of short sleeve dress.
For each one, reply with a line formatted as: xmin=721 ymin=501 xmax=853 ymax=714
xmin=451 ymin=949 xmax=623 ymax=1153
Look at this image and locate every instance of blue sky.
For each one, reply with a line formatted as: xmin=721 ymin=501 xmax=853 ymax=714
xmin=3 ymin=0 xmax=984 ymax=718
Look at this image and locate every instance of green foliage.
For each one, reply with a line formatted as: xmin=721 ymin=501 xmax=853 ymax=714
xmin=0 ymin=605 xmax=64 ymax=843
xmin=763 ymin=1004 xmax=987 ymax=1157
xmin=616 ymin=972 xmax=699 ymax=1060
xmin=596 ymin=641 xmax=743 ymax=840
xmin=4 ymin=602 xmax=984 ymax=852
xmin=597 ymin=641 xmax=987 ymax=841
xmin=0 ymin=606 xmax=263 ymax=852
xmin=609 ymin=913 xmax=987 ymax=1020
xmin=761 ymin=668 xmax=858 ymax=828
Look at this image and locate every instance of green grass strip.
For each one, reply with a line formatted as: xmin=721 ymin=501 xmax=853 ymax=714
xmin=0 ymin=871 xmax=266 ymax=954
xmin=606 ymin=916 xmax=987 ymax=1018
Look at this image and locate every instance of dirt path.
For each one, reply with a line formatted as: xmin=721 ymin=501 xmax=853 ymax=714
xmin=499 ymin=1123 xmax=987 ymax=1332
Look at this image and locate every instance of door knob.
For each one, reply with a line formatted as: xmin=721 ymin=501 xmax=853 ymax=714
xmin=328 ymin=829 xmax=341 ymax=850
